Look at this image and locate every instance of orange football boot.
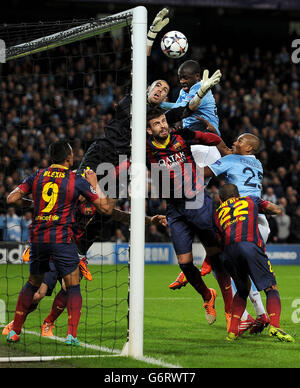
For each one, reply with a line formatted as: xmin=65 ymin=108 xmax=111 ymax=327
xmin=2 ymin=321 xmax=14 ymax=336
xmin=203 ymin=288 xmax=217 ymax=325
xmin=79 ymin=258 xmax=93 ymax=281
xmin=22 ymin=246 xmax=30 ymax=262
xmin=169 ymin=272 xmax=188 ymax=290
xmin=200 ymin=257 xmax=212 ymax=276
xmin=41 ymin=322 xmax=55 ymax=337
xmin=225 ymin=312 xmax=232 ymax=332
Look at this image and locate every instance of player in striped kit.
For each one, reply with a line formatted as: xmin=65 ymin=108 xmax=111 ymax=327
xmin=215 ymin=184 xmax=294 ymax=342
xmin=146 ymin=107 xmax=225 ymax=324
xmin=6 ymin=141 xmax=114 ymax=346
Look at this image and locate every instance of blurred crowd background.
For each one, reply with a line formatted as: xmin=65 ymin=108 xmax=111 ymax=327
xmin=0 ymin=27 xmax=299 ymax=245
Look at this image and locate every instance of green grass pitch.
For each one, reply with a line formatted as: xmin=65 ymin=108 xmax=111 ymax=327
xmin=0 ymin=264 xmax=299 ymax=368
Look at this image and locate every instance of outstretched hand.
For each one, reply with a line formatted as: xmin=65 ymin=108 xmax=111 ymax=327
xmin=151 ymin=215 xmax=168 ymax=227
xmin=149 ymin=8 xmax=170 ymax=33
xmin=147 ymin=8 xmax=170 ymax=55
xmin=188 ymin=69 xmax=222 ymax=111
xmin=197 ymin=69 xmax=222 ymax=99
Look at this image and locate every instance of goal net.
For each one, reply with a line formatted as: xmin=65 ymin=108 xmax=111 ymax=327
xmin=0 ymin=7 xmax=147 ymax=364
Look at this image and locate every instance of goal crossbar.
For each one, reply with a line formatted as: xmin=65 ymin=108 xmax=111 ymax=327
xmin=5 ymin=9 xmax=134 ymax=61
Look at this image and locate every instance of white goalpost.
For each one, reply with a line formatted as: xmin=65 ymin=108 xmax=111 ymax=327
xmin=1 ymin=6 xmax=147 ymax=362
xmin=123 ymin=6 xmax=147 ymax=359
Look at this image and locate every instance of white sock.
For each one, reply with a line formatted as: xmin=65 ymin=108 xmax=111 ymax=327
xmin=241 ymin=309 xmax=249 ymax=321
xmin=248 ymin=289 xmax=266 ymax=316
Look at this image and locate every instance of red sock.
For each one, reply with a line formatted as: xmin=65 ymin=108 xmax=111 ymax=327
xmin=229 ymin=293 xmax=247 ymax=335
xmin=12 ymin=282 xmax=39 ymax=335
xmin=66 ymin=285 xmax=82 ymax=338
xmin=266 ymin=289 xmax=281 ymax=328
xmin=215 ymin=271 xmax=233 ymax=314
xmin=180 ymin=262 xmax=211 ymax=301
xmin=44 ymin=289 xmax=68 ymax=324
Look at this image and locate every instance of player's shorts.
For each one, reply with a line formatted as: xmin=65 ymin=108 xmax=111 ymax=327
xmin=166 ymin=191 xmax=218 ymax=255
xmin=190 ymin=145 xmax=221 ymax=169
xmin=221 ymin=241 xmax=276 ymax=293
xmin=29 ymin=241 xmax=79 ymax=278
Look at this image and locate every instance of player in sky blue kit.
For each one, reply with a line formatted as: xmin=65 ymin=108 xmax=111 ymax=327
xmin=160 ymin=61 xmax=219 ymax=133
xmin=160 ymin=60 xmax=221 ymax=168
xmin=205 ymin=133 xmax=269 ymax=243
xmin=208 ymin=141 xmax=263 ymax=197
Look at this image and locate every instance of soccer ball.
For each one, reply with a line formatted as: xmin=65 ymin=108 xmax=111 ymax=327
xmin=160 ymin=31 xmax=188 ymax=59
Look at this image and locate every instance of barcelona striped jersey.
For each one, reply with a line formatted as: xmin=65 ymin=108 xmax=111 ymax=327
xmin=18 ymin=164 xmax=99 ymax=244
xmin=214 ymin=195 xmax=269 ymax=250
xmin=146 ymin=131 xmax=221 ymax=200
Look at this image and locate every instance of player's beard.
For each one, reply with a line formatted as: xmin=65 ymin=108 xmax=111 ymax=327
xmin=154 ymin=132 xmax=169 ymax=142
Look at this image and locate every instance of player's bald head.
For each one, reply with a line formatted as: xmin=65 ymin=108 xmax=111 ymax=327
xmin=178 ymin=60 xmax=200 ymax=76
xmin=233 ymin=133 xmax=260 ymax=155
xmin=239 ymin=133 xmax=260 ymax=154
xmin=219 ymin=184 xmax=240 ymax=202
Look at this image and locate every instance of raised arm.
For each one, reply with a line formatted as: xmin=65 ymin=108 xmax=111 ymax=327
xmin=147 ymin=8 xmax=170 ymax=57
xmin=174 ymin=127 xmax=221 ymax=147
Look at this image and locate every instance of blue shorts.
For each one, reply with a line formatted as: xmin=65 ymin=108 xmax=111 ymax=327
xmin=166 ymin=192 xmax=218 ymax=255
xmin=220 ymin=241 xmax=276 ymax=293
xmin=30 ymin=241 xmax=79 ymax=278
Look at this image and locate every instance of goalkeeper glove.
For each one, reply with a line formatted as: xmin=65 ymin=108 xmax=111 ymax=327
xmin=188 ymin=69 xmax=222 ymax=111
xmin=147 ymin=8 xmax=170 ymax=48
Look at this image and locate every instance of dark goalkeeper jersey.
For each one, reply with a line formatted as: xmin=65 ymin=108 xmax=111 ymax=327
xmin=82 ymin=94 xmax=193 ymax=169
